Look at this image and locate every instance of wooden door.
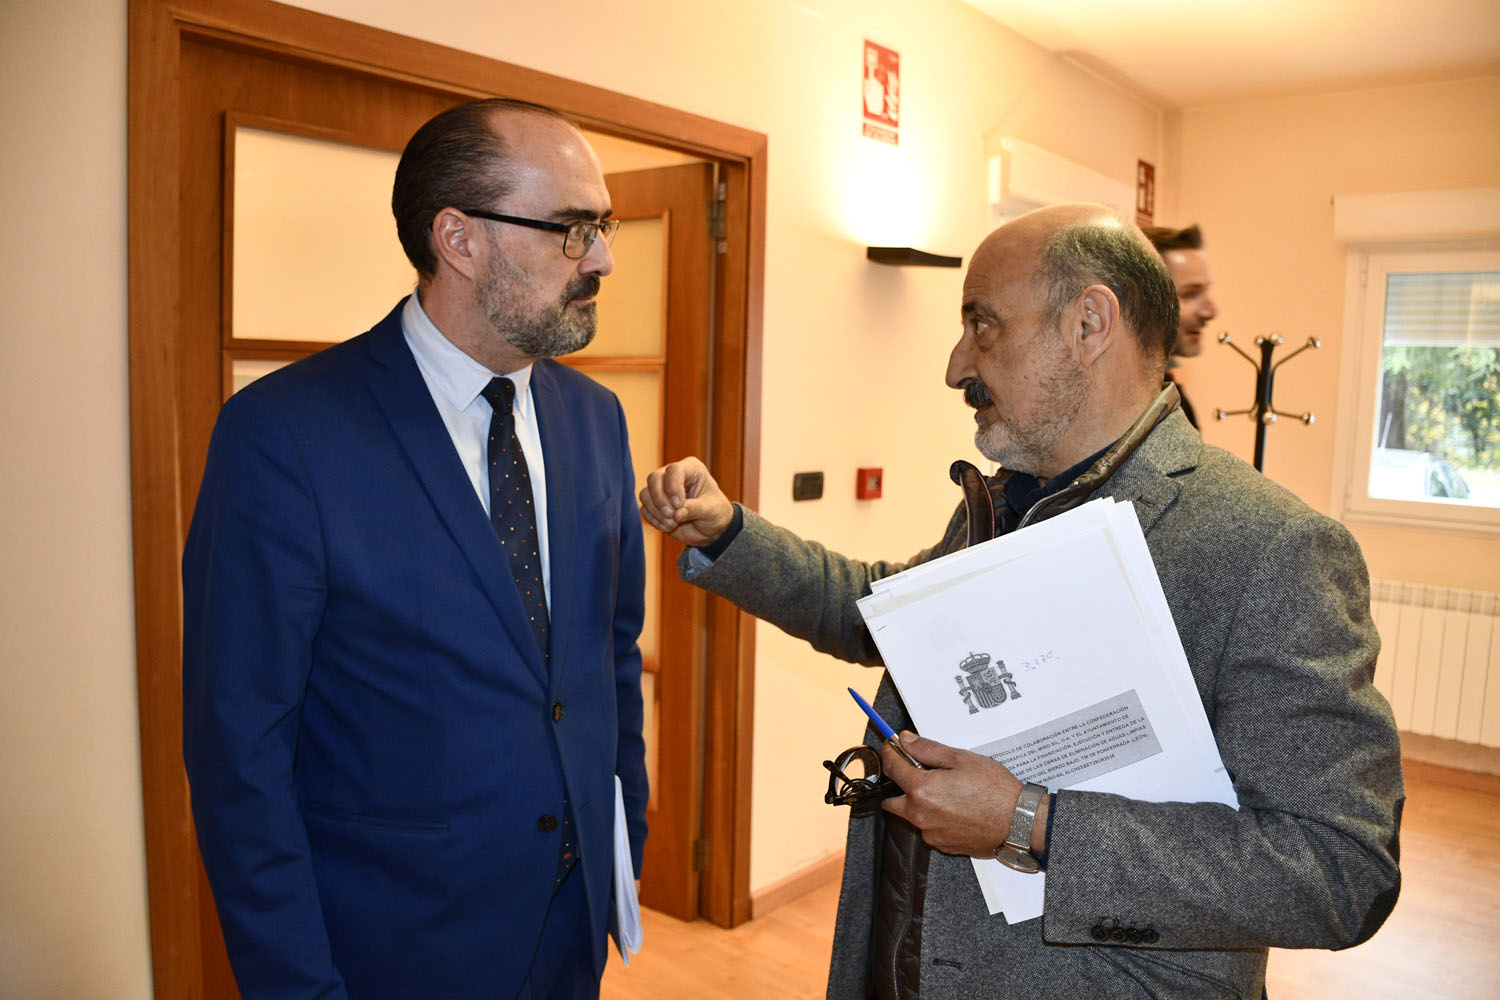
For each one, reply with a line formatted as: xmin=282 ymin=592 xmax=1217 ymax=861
xmin=129 ymin=1 xmax=767 ymax=991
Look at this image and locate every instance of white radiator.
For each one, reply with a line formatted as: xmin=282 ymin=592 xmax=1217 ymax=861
xmin=1370 ymin=579 xmax=1500 ymax=747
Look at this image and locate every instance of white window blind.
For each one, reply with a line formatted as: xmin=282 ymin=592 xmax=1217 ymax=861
xmin=1382 ymin=271 xmax=1500 ymax=348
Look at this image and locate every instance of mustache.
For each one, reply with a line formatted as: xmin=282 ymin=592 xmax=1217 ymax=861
xmin=566 ymin=274 xmax=601 ymax=302
xmin=962 ymin=379 xmax=994 ymax=409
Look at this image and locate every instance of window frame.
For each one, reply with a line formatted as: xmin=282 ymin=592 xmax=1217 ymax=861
xmin=1332 ymin=242 xmax=1500 ymax=536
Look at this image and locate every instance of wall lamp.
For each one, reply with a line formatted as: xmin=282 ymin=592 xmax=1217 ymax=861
xmin=866 ymin=246 xmax=962 ymax=268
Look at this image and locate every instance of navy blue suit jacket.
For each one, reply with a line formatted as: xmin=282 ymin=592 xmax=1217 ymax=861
xmin=182 ymin=300 xmax=648 ymax=998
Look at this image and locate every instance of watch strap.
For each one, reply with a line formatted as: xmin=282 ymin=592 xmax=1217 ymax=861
xmin=995 ymin=781 xmax=1047 ymax=873
xmin=1006 ymin=781 xmax=1046 ymax=850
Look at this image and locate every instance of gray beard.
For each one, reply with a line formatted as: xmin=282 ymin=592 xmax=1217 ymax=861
xmin=499 ymin=296 xmax=598 ymax=359
xmin=970 ymin=346 xmax=1088 ymax=474
xmin=479 ymin=243 xmax=600 ymax=360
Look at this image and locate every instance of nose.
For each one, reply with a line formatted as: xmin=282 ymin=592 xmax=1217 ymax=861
xmin=946 ymin=330 xmax=975 ymax=389
xmin=579 ymin=231 xmax=615 ymax=277
xmin=1199 ymin=293 xmax=1217 ymax=321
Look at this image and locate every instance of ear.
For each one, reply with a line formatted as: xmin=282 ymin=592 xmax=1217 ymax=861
xmin=1075 ymin=284 xmax=1121 ymax=367
xmin=430 ymin=207 xmax=482 ymax=281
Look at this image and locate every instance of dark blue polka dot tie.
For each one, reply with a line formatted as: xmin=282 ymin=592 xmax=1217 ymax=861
xmin=480 ymin=377 xmax=549 ymax=659
xmin=480 ymin=379 xmax=575 ymax=885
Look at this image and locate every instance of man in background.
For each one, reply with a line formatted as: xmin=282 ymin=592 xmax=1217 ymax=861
xmin=640 ymin=204 xmax=1401 ymax=999
xmin=1145 ymin=223 xmax=1219 ymax=427
xmin=183 ymin=98 xmax=647 ymax=999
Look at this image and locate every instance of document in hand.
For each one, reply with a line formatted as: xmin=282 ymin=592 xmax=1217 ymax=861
xmin=610 ymin=775 xmax=643 ymax=964
xmin=855 ymin=497 xmax=1238 ymax=924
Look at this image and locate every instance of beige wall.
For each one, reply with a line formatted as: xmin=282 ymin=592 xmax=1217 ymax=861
xmin=6 ymin=0 xmax=1495 ymax=994
xmin=0 ymin=0 xmax=154 ymax=997
xmin=1168 ymin=76 xmax=1500 ymax=589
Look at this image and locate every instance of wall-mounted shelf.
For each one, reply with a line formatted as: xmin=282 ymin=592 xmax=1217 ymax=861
xmin=866 ymin=246 xmax=962 ymax=268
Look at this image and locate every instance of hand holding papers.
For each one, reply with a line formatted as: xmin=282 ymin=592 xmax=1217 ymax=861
xmin=855 ymin=498 xmax=1238 ymax=924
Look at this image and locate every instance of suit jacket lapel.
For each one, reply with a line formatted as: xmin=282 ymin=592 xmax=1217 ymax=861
xmin=364 ymin=303 xmax=550 ymax=684
xmin=532 ymin=361 xmax=578 ymax=690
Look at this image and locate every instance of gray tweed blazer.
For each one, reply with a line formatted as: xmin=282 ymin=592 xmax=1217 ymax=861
xmin=682 ymin=409 xmax=1403 ymax=1000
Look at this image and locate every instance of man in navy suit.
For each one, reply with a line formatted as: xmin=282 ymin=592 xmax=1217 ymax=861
xmin=183 ymin=98 xmax=648 ymax=999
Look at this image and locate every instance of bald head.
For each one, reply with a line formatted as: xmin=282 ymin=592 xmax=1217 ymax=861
xmin=974 ymin=205 xmax=1179 ymax=367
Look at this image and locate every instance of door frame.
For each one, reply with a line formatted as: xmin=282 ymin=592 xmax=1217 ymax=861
xmin=128 ymin=0 xmax=764 ymax=994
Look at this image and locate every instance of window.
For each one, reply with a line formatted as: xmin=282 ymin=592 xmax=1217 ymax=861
xmin=1338 ymin=247 xmax=1500 ymax=534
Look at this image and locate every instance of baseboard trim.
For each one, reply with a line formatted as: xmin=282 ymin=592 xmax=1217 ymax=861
xmin=1402 ymin=731 xmax=1500 ymax=777
xmin=750 ymin=851 xmax=845 ymax=920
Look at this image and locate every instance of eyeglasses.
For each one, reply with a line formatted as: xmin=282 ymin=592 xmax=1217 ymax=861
xmin=460 ymin=208 xmax=620 ymax=260
xmin=823 ymin=744 xmax=902 ymax=809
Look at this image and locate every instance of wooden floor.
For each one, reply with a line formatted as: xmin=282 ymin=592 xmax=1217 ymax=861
xmin=602 ymin=759 xmax=1500 ymax=999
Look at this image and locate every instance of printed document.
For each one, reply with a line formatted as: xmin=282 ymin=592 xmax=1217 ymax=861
xmin=856 ymin=498 xmax=1237 ymax=923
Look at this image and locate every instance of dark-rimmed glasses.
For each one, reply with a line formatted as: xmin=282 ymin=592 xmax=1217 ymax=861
xmin=823 ymin=744 xmax=902 ymax=809
xmin=459 ymin=208 xmax=620 ymax=260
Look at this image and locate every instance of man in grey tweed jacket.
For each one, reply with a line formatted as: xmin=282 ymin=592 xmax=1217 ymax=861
xmin=639 ymin=205 xmax=1403 ymax=999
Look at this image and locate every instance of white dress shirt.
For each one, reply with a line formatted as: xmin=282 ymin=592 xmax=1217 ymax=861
xmin=401 ymin=293 xmax=551 ymax=610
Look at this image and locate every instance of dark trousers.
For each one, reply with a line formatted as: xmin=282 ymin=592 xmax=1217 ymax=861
xmin=517 ymin=862 xmax=599 ymax=1000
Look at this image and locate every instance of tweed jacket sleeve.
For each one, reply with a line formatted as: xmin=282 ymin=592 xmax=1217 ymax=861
xmin=680 ymin=505 xmax=968 ymax=667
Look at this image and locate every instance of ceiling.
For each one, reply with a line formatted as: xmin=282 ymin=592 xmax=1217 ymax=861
xmin=959 ymin=0 xmax=1500 ymax=107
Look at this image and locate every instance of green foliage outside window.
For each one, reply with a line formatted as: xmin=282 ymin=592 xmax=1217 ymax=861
xmin=1378 ymin=346 xmax=1500 ymax=470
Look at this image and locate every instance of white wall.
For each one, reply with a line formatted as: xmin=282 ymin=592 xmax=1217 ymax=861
xmin=0 ymin=1 xmax=153 ymax=997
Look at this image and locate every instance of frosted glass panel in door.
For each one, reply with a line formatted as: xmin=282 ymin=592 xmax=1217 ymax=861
xmin=586 ymin=369 xmax=663 ymax=665
xmin=232 ymin=126 xmax=414 ymax=343
xmin=580 ymin=216 xmax=665 ymax=358
xmin=231 ymin=357 xmax=290 ymax=395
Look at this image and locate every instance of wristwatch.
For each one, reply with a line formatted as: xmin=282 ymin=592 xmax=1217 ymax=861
xmin=994 ymin=781 xmax=1047 ymax=873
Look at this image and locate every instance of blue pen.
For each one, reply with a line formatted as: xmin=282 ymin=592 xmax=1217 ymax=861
xmin=847 ymin=687 xmax=925 ymax=769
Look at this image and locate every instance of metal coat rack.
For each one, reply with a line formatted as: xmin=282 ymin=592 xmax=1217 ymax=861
xmin=1212 ymin=333 xmax=1321 ymax=471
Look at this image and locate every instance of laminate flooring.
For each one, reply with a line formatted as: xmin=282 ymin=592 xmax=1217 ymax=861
xmin=601 ymin=759 xmax=1500 ymax=999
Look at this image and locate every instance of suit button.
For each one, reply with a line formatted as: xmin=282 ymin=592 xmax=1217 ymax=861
xmin=1110 ymin=928 xmax=1127 ymax=943
xmin=1143 ymin=929 xmax=1160 ymax=944
xmin=538 ymin=814 xmax=558 ymax=833
xmin=552 ymin=700 xmax=565 ymax=722
xmin=1091 ymin=925 xmax=1110 ymax=942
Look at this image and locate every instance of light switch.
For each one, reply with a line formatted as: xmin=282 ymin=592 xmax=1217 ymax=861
xmin=792 ymin=471 xmax=824 ymax=501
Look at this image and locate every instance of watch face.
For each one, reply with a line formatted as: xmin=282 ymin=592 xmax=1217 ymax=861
xmin=995 ymin=845 xmax=1041 ymax=874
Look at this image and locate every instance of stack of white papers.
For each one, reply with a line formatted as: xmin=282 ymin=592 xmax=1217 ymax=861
xmin=610 ymin=775 xmax=643 ymax=963
xmin=856 ymin=498 xmax=1237 ymax=923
